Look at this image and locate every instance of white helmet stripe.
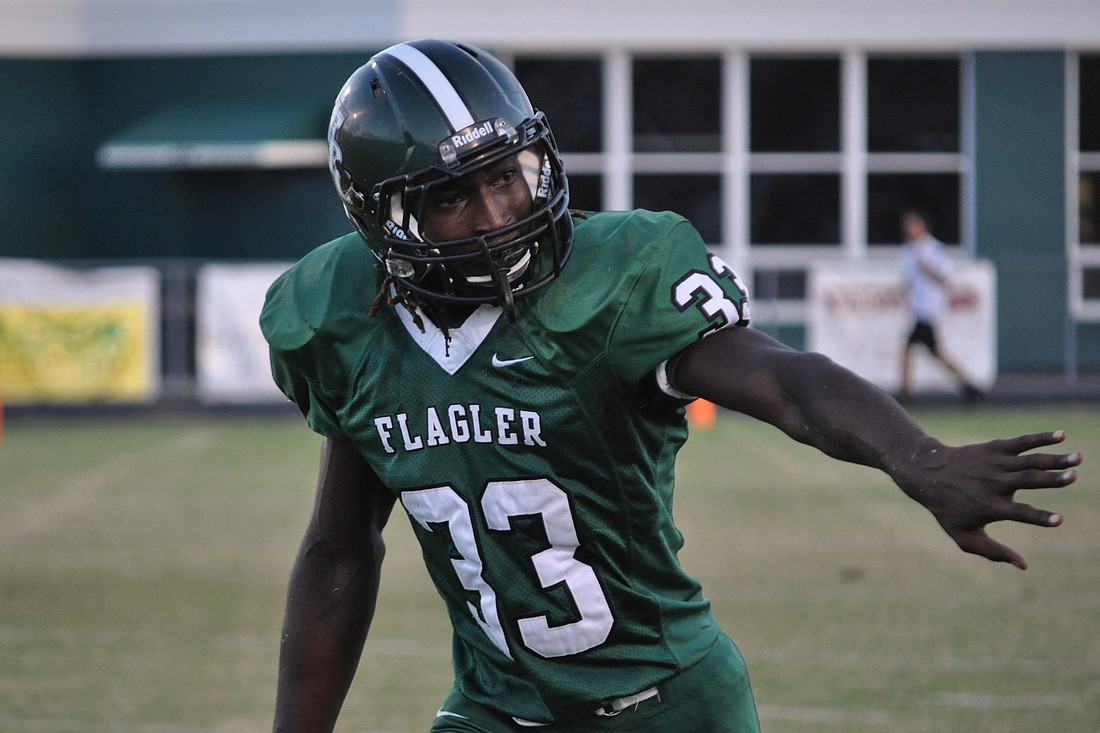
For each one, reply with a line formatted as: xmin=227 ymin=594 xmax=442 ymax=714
xmin=382 ymin=43 xmax=476 ymax=131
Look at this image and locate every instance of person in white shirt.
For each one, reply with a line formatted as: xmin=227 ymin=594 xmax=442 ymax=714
xmin=898 ymin=208 xmax=982 ymax=403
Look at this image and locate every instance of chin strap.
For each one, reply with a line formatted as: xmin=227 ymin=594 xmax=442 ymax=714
xmin=493 ymin=267 xmax=517 ymax=322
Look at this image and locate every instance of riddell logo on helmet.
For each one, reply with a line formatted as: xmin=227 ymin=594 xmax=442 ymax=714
xmin=451 ymin=121 xmax=496 ymax=151
xmin=536 ymin=157 xmax=552 ymax=199
xmin=384 ymin=219 xmax=410 ymax=240
xmin=439 ymin=118 xmax=516 ymax=166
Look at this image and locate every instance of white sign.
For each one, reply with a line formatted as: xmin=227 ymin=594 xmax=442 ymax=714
xmin=196 ymin=262 xmax=293 ymax=403
xmin=808 ymin=260 xmax=997 ymax=394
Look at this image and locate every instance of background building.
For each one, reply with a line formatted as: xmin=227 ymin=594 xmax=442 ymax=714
xmin=2 ymin=1 xmax=1098 ymax=402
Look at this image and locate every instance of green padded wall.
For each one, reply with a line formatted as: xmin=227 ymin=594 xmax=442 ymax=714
xmin=973 ymin=51 xmax=1068 ymax=372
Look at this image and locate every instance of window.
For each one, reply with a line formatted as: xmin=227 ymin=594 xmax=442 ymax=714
xmin=1079 ymin=55 xmax=1100 ymax=154
xmin=750 ymin=57 xmax=840 ymax=152
xmin=1084 ymin=266 xmax=1100 ymax=300
xmin=748 ymin=56 xmax=843 ymax=249
xmin=566 ymin=173 xmax=603 ymax=213
xmin=514 ymin=57 xmax=605 ymax=213
xmin=752 ymin=269 xmax=806 ymax=300
xmin=632 ymin=57 xmax=721 ymax=152
xmin=866 ymin=56 xmax=963 ymax=247
xmin=630 ymin=56 xmax=724 ymax=240
xmin=1072 ymin=54 xmax=1100 ymax=321
xmin=867 ymin=173 xmax=960 ymax=245
xmin=1079 ymin=55 xmax=1100 ymax=247
xmin=510 ymin=50 xmax=965 ymax=329
xmin=514 ymin=57 xmax=602 ymax=153
xmin=634 ymin=174 xmax=721 ymax=243
xmin=868 ymin=58 xmax=960 ymax=152
xmin=1080 ymin=172 xmax=1098 ymax=246
xmin=750 ymin=174 xmax=840 ymax=245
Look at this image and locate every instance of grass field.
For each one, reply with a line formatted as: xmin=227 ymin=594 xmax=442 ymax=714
xmin=0 ymin=405 xmax=1096 ymax=732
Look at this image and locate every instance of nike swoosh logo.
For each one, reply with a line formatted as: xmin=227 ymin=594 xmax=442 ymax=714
xmin=491 ymin=353 xmax=535 ymax=368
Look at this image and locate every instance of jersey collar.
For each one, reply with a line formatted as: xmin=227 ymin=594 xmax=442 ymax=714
xmin=393 ymin=298 xmax=501 ymax=375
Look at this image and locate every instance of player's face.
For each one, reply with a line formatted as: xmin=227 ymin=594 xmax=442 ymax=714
xmin=419 ymin=155 xmax=534 ymax=246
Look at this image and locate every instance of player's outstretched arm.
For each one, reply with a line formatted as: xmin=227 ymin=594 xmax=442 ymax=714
xmin=273 ymin=438 xmax=397 ymax=733
xmin=671 ymin=326 xmax=1082 ymax=570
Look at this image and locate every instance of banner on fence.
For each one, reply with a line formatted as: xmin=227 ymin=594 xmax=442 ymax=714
xmin=0 ymin=259 xmax=161 ymax=404
xmin=196 ymin=262 xmax=292 ymax=403
xmin=807 ymin=259 xmax=997 ymax=394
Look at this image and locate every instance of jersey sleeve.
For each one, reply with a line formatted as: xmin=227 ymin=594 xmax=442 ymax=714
xmin=259 ymin=242 xmax=361 ymax=442
xmin=607 ymin=213 xmax=750 ymax=388
xmin=267 ymin=344 xmax=348 ymax=441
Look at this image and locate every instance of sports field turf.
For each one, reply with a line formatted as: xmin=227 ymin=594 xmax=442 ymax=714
xmin=0 ymin=405 xmax=1096 ymax=732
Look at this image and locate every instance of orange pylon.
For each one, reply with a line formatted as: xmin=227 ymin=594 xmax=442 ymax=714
xmin=686 ymin=398 xmax=717 ymax=430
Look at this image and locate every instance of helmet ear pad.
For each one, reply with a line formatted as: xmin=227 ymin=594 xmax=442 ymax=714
xmin=326 ymin=39 xmax=574 ymax=317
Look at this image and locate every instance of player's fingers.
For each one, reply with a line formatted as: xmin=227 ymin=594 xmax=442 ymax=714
xmin=993 ymin=430 xmax=1067 ymax=455
xmin=1001 ymin=499 xmax=1064 ymax=528
xmin=953 ymin=529 xmax=1028 ymax=570
xmin=1004 ymin=467 xmax=1079 ymax=491
xmin=1010 ymin=450 xmax=1082 ymax=472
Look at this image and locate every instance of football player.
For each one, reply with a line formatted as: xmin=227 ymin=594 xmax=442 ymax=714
xmin=260 ymin=39 xmax=1081 ymax=733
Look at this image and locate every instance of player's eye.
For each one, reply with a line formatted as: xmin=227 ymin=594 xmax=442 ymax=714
xmin=427 ymin=187 xmax=465 ymax=209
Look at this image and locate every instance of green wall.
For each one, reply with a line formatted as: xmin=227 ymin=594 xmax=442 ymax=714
xmin=973 ymin=51 xmax=1068 ymax=373
xmin=0 ymin=52 xmax=375 ymax=262
xmin=0 ymin=59 xmax=92 ymax=258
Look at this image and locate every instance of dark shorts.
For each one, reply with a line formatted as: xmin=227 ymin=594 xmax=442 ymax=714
xmin=907 ymin=320 xmax=938 ymax=351
xmin=429 ymin=633 xmax=760 ymax=733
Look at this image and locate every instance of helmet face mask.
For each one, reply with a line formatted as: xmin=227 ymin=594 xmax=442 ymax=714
xmin=378 ymin=131 xmax=565 ymax=303
xmin=327 ymin=40 xmax=574 ymax=319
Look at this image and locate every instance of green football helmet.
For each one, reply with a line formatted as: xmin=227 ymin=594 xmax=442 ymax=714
xmin=328 ymin=39 xmax=573 ymax=317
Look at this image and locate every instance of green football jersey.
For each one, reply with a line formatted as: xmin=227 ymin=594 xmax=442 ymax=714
xmin=261 ymin=209 xmax=750 ymax=723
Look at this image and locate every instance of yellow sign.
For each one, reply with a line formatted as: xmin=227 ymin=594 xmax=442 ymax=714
xmin=0 ymin=304 xmax=153 ymax=403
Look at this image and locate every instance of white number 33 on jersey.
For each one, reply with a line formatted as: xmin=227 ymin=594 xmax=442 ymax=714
xmin=671 ymin=253 xmax=751 ymax=336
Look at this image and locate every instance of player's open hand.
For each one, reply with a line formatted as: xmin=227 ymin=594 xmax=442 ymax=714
xmin=897 ymin=431 xmax=1081 ymax=570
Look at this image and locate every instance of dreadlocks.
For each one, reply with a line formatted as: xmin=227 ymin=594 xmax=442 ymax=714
xmin=368 ymin=274 xmax=453 ymax=344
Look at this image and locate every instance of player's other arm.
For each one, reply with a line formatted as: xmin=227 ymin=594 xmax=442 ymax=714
xmin=273 ymin=437 xmax=397 ymax=733
xmin=670 ymin=326 xmax=1081 ymax=570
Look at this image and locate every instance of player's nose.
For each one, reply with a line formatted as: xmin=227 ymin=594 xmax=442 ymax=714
xmin=468 ymin=188 xmax=513 ymax=234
